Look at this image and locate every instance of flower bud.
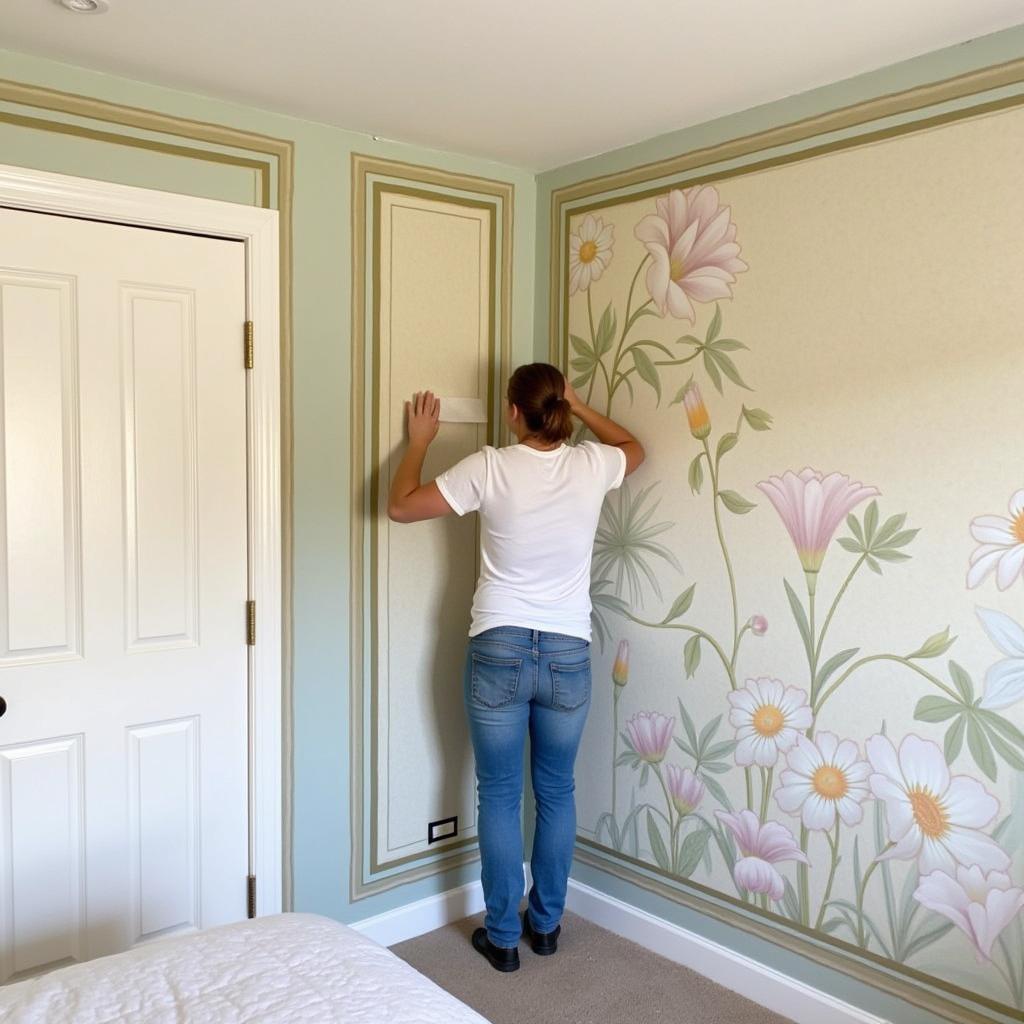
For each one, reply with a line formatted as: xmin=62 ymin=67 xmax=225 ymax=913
xmin=612 ymin=638 xmax=629 ymax=687
xmin=749 ymin=615 xmax=768 ymax=636
xmin=682 ymin=381 xmax=711 ymax=440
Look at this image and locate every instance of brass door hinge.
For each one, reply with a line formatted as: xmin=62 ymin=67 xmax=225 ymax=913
xmin=244 ymin=320 xmax=254 ymax=369
xmin=246 ymin=600 xmax=256 ymax=646
xmin=247 ymin=875 xmax=256 ymax=919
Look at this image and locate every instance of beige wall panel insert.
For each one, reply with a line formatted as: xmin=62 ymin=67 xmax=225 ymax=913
xmin=373 ymin=188 xmax=493 ymax=868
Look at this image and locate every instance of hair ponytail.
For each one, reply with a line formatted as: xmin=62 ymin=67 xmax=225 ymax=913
xmin=507 ymin=362 xmax=573 ymax=445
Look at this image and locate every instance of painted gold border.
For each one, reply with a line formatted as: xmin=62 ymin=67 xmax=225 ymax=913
xmin=548 ymin=59 xmax=1024 ymax=1024
xmin=548 ymin=54 xmax=1024 ymax=359
xmin=0 ymin=76 xmax=297 ymax=908
xmin=350 ymin=153 xmax=515 ymax=899
xmin=369 ymin=180 xmax=496 ymax=873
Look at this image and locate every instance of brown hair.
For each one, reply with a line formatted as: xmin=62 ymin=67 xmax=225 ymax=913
xmin=507 ymin=362 xmax=573 ymax=445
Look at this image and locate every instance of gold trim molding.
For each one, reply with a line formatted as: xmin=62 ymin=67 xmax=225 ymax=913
xmin=349 ymin=152 xmax=514 ymax=899
xmin=0 ymin=75 xmax=297 ymax=908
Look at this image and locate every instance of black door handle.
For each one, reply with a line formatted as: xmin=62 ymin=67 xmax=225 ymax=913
xmin=0 ymin=696 xmax=6 ymax=718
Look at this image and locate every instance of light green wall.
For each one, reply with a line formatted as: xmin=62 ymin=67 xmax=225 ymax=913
xmin=0 ymin=46 xmax=537 ymax=922
xmin=534 ymin=23 xmax=1024 ymax=1024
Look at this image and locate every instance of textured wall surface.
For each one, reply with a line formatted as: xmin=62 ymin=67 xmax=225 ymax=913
xmin=560 ymin=100 xmax=1024 ymax=1020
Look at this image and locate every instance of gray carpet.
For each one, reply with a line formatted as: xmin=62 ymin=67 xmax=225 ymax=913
xmin=391 ymin=910 xmax=794 ymax=1024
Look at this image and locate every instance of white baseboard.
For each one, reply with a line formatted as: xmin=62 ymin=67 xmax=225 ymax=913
xmin=350 ymin=878 xmax=486 ymax=947
xmin=565 ymin=877 xmax=888 ymax=1024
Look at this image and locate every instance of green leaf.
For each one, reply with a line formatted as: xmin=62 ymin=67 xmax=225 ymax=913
xmin=872 ymin=513 xmax=907 ymax=547
xmin=815 ymin=647 xmax=859 ymax=690
xmin=703 ymin=739 xmax=738 ymax=760
xmin=966 ymin=716 xmax=998 ymax=782
xmin=709 ymin=338 xmax=747 ymax=352
xmin=570 ymin=356 xmax=595 ymax=371
xmin=570 ymin=373 xmax=591 ymax=389
xmin=873 ymin=549 xmax=912 ymax=563
xmin=698 ymin=714 xmax=722 ymax=752
xmin=905 ymin=627 xmax=955 ymax=660
xmin=673 ymin=735 xmax=696 ymax=758
xmin=595 ymin=303 xmax=616 ymax=355
xmin=944 ymin=715 xmax=966 ymax=764
xmin=884 ymin=528 xmax=919 ymax=549
xmin=632 ymin=347 xmax=661 ymax=403
xmin=865 ymin=555 xmax=882 ymax=575
xmin=913 ymin=696 xmax=962 ymax=723
xmin=706 ymin=303 xmax=722 ymax=343
xmin=977 ymin=709 xmax=1024 ymax=751
xmin=902 ymin=921 xmax=955 ymax=962
xmin=741 ymin=405 xmax=773 ymax=431
xmin=783 ymin=579 xmax=813 ymax=661
xmin=675 ymin=333 xmax=702 ymax=347
xmin=837 ymin=537 xmax=864 ymax=553
xmin=663 ymin=584 xmax=696 ymax=623
xmin=688 ymin=453 xmax=704 ymax=494
xmin=669 ymin=382 xmax=690 ymax=406
xmin=647 ymin=811 xmax=670 ymax=871
xmin=948 ymin=661 xmax=974 ymax=704
xmin=702 ymin=349 xmax=723 ymax=392
xmin=982 ymin=724 xmax=1024 ymax=771
xmin=781 ymin=878 xmax=801 ymax=923
xmin=709 ymin=349 xmax=752 ymax=391
xmin=700 ymin=772 xmax=732 ymax=811
xmin=631 ymin=338 xmax=674 ymax=358
xmin=677 ymin=827 xmax=712 ymax=878
xmin=718 ymin=489 xmax=756 ymax=514
xmin=678 ymin=698 xmax=699 ymax=750
xmin=846 ymin=513 xmax=865 ymax=545
xmin=569 ymin=333 xmax=595 ymax=358
xmin=716 ymin=432 xmax=739 ymax=463
xmin=684 ymin=634 xmax=702 ymax=678
xmin=863 ymin=500 xmax=879 ymax=543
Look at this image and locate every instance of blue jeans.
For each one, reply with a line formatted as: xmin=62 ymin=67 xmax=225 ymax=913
xmin=463 ymin=626 xmax=592 ymax=948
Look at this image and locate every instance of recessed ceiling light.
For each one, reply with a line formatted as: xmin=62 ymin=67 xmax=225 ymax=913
xmin=59 ymin=0 xmax=110 ymax=13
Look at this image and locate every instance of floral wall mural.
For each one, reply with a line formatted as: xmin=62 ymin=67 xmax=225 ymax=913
xmin=561 ymin=104 xmax=1024 ymax=1021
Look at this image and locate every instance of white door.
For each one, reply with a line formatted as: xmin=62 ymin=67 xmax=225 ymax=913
xmin=0 ymin=207 xmax=249 ymax=982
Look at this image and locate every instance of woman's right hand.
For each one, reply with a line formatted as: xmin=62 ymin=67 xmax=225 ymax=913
xmin=563 ymin=380 xmax=583 ymax=416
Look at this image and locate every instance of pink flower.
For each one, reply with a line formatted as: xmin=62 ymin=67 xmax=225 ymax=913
xmin=666 ymin=764 xmax=704 ymax=816
xmin=626 ymin=711 xmax=674 ymax=764
xmin=756 ymin=468 xmax=879 ymax=588
xmin=612 ymin=639 xmax=629 ymax=688
xmin=634 ymin=186 xmax=747 ymax=322
xmin=716 ymin=809 xmax=809 ymax=901
xmin=914 ymin=865 xmax=1024 ymax=963
xmin=748 ymin=614 xmax=768 ymax=636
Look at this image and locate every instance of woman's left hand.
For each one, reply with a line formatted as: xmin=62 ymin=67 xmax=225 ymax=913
xmin=407 ymin=390 xmax=440 ymax=447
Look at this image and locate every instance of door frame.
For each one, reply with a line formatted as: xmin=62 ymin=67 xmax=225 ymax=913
xmin=0 ymin=163 xmax=283 ymax=917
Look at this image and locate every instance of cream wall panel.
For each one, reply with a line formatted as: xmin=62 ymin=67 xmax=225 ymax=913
xmin=374 ymin=190 xmax=491 ymax=866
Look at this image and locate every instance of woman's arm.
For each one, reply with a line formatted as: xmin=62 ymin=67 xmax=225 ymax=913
xmin=387 ymin=391 xmax=454 ymax=523
xmin=564 ymin=382 xmax=645 ymax=475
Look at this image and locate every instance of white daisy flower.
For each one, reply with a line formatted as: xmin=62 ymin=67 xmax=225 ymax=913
xmin=976 ymin=607 xmax=1024 ymax=710
xmin=728 ymin=677 xmax=812 ymax=768
xmin=568 ymin=214 xmax=614 ymax=295
xmin=775 ymin=732 xmax=872 ymax=831
xmin=867 ymin=734 xmax=1009 ymax=875
xmin=967 ymin=488 xmax=1024 ymax=590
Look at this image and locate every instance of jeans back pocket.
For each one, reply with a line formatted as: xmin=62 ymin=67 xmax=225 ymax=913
xmin=470 ymin=652 xmax=523 ymax=708
xmin=550 ymin=659 xmax=592 ymax=711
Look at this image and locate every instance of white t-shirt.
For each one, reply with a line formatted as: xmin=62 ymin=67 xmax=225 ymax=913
xmin=435 ymin=440 xmax=627 ymax=640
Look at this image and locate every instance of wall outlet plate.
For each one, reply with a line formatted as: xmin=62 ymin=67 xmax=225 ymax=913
xmin=427 ymin=816 xmax=458 ymax=844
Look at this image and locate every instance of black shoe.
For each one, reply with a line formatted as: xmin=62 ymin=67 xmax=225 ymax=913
xmin=471 ymin=927 xmax=520 ymax=972
xmin=521 ymin=912 xmax=560 ymax=955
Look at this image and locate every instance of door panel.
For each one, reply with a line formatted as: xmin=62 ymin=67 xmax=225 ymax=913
xmin=0 ymin=207 xmax=248 ymax=981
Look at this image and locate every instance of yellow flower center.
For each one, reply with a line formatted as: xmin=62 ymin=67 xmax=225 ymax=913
xmin=578 ymin=240 xmax=598 ymax=264
xmin=752 ymin=704 xmax=784 ymax=737
xmin=908 ymin=787 xmax=948 ymax=839
xmin=1013 ymin=510 xmax=1024 ymax=544
xmin=812 ymin=765 xmax=848 ymax=801
xmin=669 ymin=256 xmax=686 ymax=282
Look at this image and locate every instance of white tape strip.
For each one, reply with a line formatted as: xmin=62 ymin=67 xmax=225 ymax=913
xmin=438 ymin=396 xmax=487 ymax=423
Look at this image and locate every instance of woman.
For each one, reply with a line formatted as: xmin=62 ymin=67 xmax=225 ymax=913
xmin=388 ymin=362 xmax=644 ymax=973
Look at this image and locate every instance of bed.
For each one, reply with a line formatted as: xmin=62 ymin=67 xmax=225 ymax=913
xmin=0 ymin=913 xmax=491 ymax=1023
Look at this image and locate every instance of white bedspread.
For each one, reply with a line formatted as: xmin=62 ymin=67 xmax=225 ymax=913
xmin=0 ymin=913 xmax=490 ymax=1023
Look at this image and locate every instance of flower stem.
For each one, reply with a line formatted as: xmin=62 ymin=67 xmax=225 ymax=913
xmin=855 ymin=844 xmax=894 ymax=948
xmin=612 ymin=689 xmax=620 ymax=823
xmin=653 ymin=764 xmax=676 ymax=862
xmin=703 ymin=437 xmax=741 ymax=657
xmin=814 ymin=821 xmax=841 ymax=931
xmin=813 ymin=554 xmax=866 ymax=675
xmin=797 ymin=586 xmax=819 ymax=925
xmin=623 ymin=612 xmax=734 ymax=686
xmin=815 ymin=654 xmax=962 ymax=713
xmin=605 ymin=255 xmax=650 ymax=412
xmin=759 ymin=768 xmax=773 ymax=821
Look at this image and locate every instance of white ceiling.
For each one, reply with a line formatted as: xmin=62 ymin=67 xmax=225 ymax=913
xmin=4 ymin=1 xmax=1023 ymax=170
